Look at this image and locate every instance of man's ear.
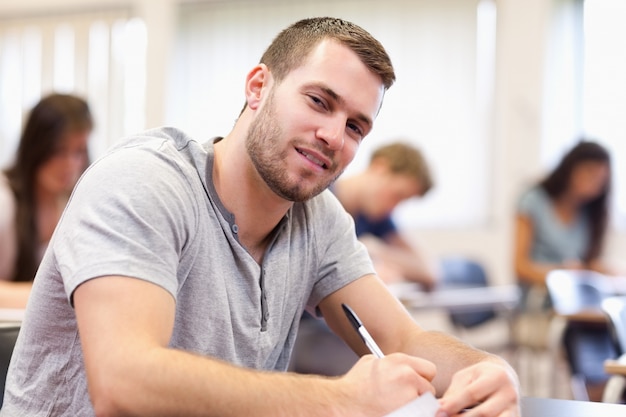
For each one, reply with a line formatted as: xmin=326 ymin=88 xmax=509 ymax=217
xmin=245 ymin=64 xmax=271 ymax=111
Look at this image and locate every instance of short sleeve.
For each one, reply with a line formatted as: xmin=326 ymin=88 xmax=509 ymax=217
xmin=517 ymin=187 xmax=545 ymax=218
xmin=305 ymin=191 xmax=375 ymax=315
xmin=53 ymin=142 xmax=200 ymax=303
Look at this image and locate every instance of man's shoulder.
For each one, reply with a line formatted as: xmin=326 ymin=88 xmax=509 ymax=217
xmin=108 ymin=126 xmax=203 ymax=153
xmin=92 ymin=126 xmax=213 ymax=180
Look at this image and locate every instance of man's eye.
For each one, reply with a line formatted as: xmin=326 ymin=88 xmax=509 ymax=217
xmin=309 ymin=95 xmax=327 ymax=109
xmin=347 ymin=122 xmax=363 ymax=138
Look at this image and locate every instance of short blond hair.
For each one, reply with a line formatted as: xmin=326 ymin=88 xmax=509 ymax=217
xmin=370 ymin=142 xmax=434 ymax=195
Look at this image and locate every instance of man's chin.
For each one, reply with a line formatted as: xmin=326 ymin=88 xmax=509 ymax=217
xmin=272 ymin=183 xmax=328 ymax=203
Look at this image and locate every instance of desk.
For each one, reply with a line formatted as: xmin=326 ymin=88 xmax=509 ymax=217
xmin=605 ymin=358 xmax=626 ymax=376
xmin=388 ymin=283 xmax=520 ymax=313
xmin=603 ymin=354 xmax=626 ymax=402
xmin=549 ymin=274 xmax=626 ymax=319
xmin=0 ymin=309 xmax=24 ymax=323
xmin=545 ymin=272 xmax=626 ymax=400
xmin=521 ymin=396 xmax=626 ymax=416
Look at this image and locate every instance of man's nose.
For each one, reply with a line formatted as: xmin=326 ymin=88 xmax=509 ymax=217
xmin=316 ymin=117 xmax=345 ymax=151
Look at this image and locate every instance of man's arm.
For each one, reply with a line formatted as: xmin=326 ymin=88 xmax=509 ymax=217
xmin=319 ymin=274 xmax=520 ymax=417
xmin=74 ymin=275 xmax=437 ymax=417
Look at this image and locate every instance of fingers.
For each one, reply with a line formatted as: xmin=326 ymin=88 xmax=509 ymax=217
xmin=438 ymin=362 xmax=520 ymax=417
xmin=382 ymin=353 xmax=437 ymax=395
xmin=386 ymin=352 xmax=437 ymax=381
xmin=341 ymin=353 xmax=437 ymax=415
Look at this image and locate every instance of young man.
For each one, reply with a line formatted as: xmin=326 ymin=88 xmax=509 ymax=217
xmin=2 ymin=17 xmax=519 ymax=417
xmin=333 ymin=142 xmax=438 ymax=289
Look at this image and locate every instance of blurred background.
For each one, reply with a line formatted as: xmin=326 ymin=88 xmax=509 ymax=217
xmin=1 ymin=0 xmax=626 ymax=396
xmin=3 ymin=0 xmax=626 ymax=297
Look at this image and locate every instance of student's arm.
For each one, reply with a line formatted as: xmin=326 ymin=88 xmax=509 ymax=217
xmin=0 ymin=281 xmax=32 ymax=308
xmin=360 ymin=233 xmax=438 ymax=289
xmin=0 ymin=194 xmax=31 ymax=308
xmin=513 ymin=214 xmax=570 ymax=286
xmin=320 ymin=275 xmax=520 ymax=417
xmin=74 ymin=275 xmax=437 ymax=417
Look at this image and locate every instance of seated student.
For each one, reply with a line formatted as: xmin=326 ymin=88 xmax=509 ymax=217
xmin=333 ymin=142 xmax=437 ymax=288
xmin=0 ymin=93 xmax=92 ymax=308
xmin=3 ymin=18 xmax=519 ymax=417
xmin=514 ymin=139 xmax=615 ymax=400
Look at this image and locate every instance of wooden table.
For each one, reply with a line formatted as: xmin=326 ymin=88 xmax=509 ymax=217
xmin=0 ymin=309 xmax=24 ymax=323
xmin=605 ymin=356 xmax=626 ymax=376
xmin=603 ymin=354 xmax=626 ymax=402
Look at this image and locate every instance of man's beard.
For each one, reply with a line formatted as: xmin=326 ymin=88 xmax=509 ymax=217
xmin=245 ymin=92 xmax=342 ymax=202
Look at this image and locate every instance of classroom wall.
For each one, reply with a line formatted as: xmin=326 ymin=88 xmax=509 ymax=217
xmin=2 ymin=0 xmax=625 ymax=285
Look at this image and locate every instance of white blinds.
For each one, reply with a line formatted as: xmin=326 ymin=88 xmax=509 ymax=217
xmin=541 ymin=0 xmax=626 ymax=228
xmin=0 ymin=9 xmax=147 ymax=166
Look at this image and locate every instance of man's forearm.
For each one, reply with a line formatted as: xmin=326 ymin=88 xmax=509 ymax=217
xmin=399 ymin=329 xmax=513 ymax=395
xmin=90 ymin=346 xmax=348 ymax=417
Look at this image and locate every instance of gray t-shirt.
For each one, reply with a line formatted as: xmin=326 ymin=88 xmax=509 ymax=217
xmin=2 ymin=127 xmax=375 ymax=416
xmin=517 ymin=186 xmax=590 ymax=264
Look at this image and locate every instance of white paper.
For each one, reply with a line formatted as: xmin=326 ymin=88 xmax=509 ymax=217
xmin=384 ymin=392 xmax=439 ymax=417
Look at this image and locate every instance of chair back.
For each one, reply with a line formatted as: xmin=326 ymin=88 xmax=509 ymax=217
xmin=602 ymin=296 xmax=626 ymax=356
xmin=439 ymin=257 xmax=496 ymax=328
xmin=0 ymin=323 xmax=20 ymax=409
xmin=545 ymin=269 xmax=613 ymax=316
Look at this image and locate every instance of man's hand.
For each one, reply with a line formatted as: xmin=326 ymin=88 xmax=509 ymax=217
xmin=335 ymin=353 xmax=436 ymax=417
xmin=437 ymin=360 xmax=520 ymax=417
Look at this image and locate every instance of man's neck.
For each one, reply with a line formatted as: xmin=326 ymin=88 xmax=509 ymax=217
xmin=212 ymin=128 xmax=292 ymax=263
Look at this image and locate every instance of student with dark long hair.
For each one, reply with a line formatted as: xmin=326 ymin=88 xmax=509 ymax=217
xmin=515 ymin=140 xmax=612 ymax=286
xmin=514 ymin=139 xmax=614 ymax=400
xmin=0 ymin=93 xmax=92 ymax=307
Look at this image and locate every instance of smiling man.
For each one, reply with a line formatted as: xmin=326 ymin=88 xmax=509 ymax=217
xmin=2 ymin=17 xmax=519 ymax=417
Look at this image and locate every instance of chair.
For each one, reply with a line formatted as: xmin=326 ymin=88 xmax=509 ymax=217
xmin=438 ymin=257 xmax=496 ymax=328
xmin=601 ymin=296 xmax=626 ymax=403
xmin=545 ymin=270 xmax=618 ymax=401
xmin=0 ymin=324 xmax=20 ymax=409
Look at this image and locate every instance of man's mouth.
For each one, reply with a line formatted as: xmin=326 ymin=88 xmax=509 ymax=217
xmin=296 ymin=148 xmax=328 ymax=169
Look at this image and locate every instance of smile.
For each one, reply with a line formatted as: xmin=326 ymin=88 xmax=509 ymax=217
xmin=296 ymin=148 xmax=328 ymax=169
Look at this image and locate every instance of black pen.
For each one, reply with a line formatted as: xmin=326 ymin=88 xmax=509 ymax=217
xmin=342 ymin=303 xmax=385 ymax=358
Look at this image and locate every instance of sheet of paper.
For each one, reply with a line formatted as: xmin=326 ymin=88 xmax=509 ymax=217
xmin=384 ymin=392 xmax=439 ymax=417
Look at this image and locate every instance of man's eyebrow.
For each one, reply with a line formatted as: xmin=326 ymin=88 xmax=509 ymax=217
xmin=317 ymin=85 xmax=373 ymax=131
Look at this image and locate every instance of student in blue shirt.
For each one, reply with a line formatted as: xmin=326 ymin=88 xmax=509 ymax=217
xmin=333 ymin=142 xmax=438 ymax=289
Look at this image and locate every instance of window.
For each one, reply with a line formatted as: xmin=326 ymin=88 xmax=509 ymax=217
xmin=0 ymin=10 xmax=147 ymax=167
xmin=582 ymin=0 xmax=626 ymax=228
xmin=542 ymin=0 xmax=626 ymax=228
xmin=167 ymin=0 xmax=496 ymax=229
